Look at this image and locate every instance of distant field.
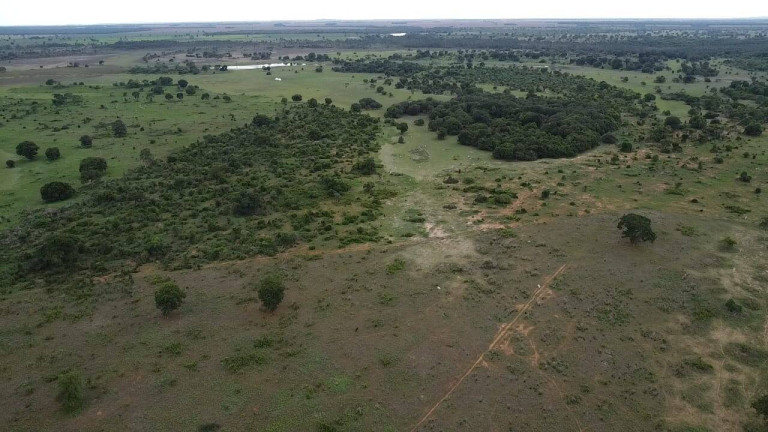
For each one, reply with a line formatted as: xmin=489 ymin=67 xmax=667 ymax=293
xmin=1 ymin=29 xmax=768 ymax=432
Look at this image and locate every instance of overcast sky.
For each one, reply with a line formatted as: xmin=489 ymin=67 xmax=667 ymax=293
xmin=1 ymin=0 xmax=766 ymax=26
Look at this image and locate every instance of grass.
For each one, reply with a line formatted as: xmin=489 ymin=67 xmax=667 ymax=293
xmin=1 ymin=37 xmax=768 ymax=432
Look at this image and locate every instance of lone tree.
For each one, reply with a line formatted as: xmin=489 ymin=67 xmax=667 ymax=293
xmin=154 ymin=280 xmax=186 ymax=315
xmin=79 ymin=135 xmax=93 ymax=148
xmin=40 ymin=182 xmax=75 ymax=203
xmin=291 ymin=94 xmax=302 ymax=102
xmin=112 ymin=119 xmax=127 ymax=137
xmin=257 ymin=273 xmax=285 ymax=312
xmin=45 ymin=147 xmax=61 ymax=161
xmin=16 ymin=141 xmax=39 ymax=160
xmin=6 ymin=160 xmax=15 ymax=168
xmin=617 ymin=213 xmax=656 ymax=244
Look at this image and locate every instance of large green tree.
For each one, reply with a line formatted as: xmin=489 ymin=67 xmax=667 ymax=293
xmin=16 ymin=141 xmax=39 ymax=160
xmin=617 ymin=214 xmax=657 ymax=244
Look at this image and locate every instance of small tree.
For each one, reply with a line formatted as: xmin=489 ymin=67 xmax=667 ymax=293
xmin=176 ymin=92 xmax=184 ymax=101
xmin=177 ymin=79 xmax=189 ymax=88
xmin=201 ymin=93 xmax=210 ymax=100
xmin=257 ymin=273 xmax=285 ymax=312
xmin=164 ymin=93 xmax=174 ymax=101
xmin=324 ymin=97 xmax=332 ymax=105
xmin=739 ymin=171 xmax=752 ymax=183
xmin=112 ymin=119 xmax=127 ymax=137
xmin=40 ymin=182 xmax=75 ymax=203
xmin=397 ymin=122 xmax=409 ymax=134
xmin=291 ymin=94 xmax=302 ymax=102
xmin=79 ymin=135 xmax=93 ymax=148
xmin=154 ymin=280 xmax=186 ymax=315
xmin=617 ymin=213 xmax=656 ymax=244
xmin=307 ymin=98 xmax=318 ymax=108
xmin=6 ymin=160 xmax=15 ymax=168
xmin=45 ymin=147 xmax=61 ymax=161
xmin=16 ymin=141 xmax=39 ymax=160
xmin=56 ymin=371 xmax=84 ymax=413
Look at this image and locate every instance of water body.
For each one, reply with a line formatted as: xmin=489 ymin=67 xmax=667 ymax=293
xmin=227 ymin=63 xmax=307 ymax=70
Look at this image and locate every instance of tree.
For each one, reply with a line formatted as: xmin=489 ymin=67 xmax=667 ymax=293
xmin=307 ymin=98 xmax=318 ymax=108
xmin=350 ymin=103 xmax=362 ymax=113
xmin=185 ymin=86 xmax=196 ymax=95
xmin=324 ymin=97 xmax=332 ymax=105
xmin=154 ymin=280 xmax=186 ymax=315
xmin=739 ymin=171 xmax=752 ymax=183
xmin=689 ymin=115 xmax=706 ymax=130
xmin=744 ymin=123 xmax=763 ymax=136
xmin=16 ymin=141 xmax=39 ymax=160
xmin=164 ymin=93 xmax=174 ymax=101
xmin=222 ymin=95 xmax=231 ymax=102
xmin=80 ymin=157 xmax=107 ymax=182
xmin=257 ymin=273 xmax=285 ymax=312
xmin=56 ymin=371 xmax=84 ymax=413
xmin=45 ymin=147 xmax=61 ymax=161
xmin=79 ymin=135 xmax=93 ymax=148
xmin=664 ymin=116 xmax=682 ymax=130
xmin=158 ymin=76 xmax=174 ymax=86
xmin=397 ymin=122 xmax=409 ymax=134
xmin=353 ymin=157 xmax=376 ymax=175
xmin=291 ymin=94 xmax=302 ymax=102
xmin=112 ymin=119 xmax=127 ymax=137
xmin=176 ymin=92 xmax=184 ymax=101
xmin=201 ymin=93 xmax=210 ymax=100
xmin=177 ymin=79 xmax=189 ymax=88
xmin=6 ymin=160 xmax=14 ymax=168
xmin=40 ymin=181 xmax=75 ymax=203
xmin=617 ymin=213 xmax=656 ymax=244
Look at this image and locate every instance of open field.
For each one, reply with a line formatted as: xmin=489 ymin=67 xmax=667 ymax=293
xmin=1 ymin=21 xmax=768 ymax=432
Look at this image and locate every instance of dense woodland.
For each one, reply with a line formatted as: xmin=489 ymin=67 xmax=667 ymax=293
xmin=1 ymin=105 xmax=384 ymax=285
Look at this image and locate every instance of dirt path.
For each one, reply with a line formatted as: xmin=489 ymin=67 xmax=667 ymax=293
xmin=409 ymin=263 xmax=569 ymax=432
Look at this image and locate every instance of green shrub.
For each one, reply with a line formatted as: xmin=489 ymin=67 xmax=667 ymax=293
xmin=154 ymin=280 xmax=186 ymax=315
xmin=56 ymin=371 xmax=84 ymax=413
xmin=40 ymin=182 xmax=75 ymax=203
xmin=257 ymin=273 xmax=285 ymax=312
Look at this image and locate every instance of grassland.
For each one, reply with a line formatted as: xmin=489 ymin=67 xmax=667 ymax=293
xmin=1 ymin=30 xmax=768 ymax=432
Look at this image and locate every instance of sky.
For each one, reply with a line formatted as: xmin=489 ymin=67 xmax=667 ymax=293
xmin=1 ymin=0 xmax=766 ymax=26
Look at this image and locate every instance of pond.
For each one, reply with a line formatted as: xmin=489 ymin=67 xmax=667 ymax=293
xmin=227 ymin=63 xmax=307 ymax=70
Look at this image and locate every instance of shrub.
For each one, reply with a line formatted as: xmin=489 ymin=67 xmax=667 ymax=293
xmin=154 ymin=280 xmax=186 ymax=315
xmin=739 ymin=171 xmax=752 ymax=183
xmin=719 ymin=236 xmax=737 ymax=251
xmin=744 ymin=123 xmax=763 ymax=136
xmin=257 ymin=273 xmax=285 ymax=312
xmin=56 ymin=371 xmax=84 ymax=413
xmin=40 ymin=182 xmax=75 ymax=203
xmin=6 ymin=160 xmax=14 ymax=168
xmin=45 ymin=147 xmax=61 ymax=161
xmin=79 ymin=135 xmax=93 ymax=148
xmin=291 ymin=94 xmax=302 ymax=102
xmin=79 ymin=157 xmax=107 ymax=182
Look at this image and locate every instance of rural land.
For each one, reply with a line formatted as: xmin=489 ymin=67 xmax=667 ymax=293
xmin=1 ymin=18 xmax=768 ymax=432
